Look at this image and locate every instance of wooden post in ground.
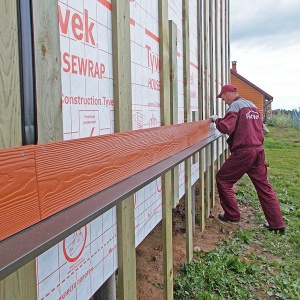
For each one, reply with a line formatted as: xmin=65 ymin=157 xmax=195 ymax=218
xmin=112 ymin=1 xmax=136 ymax=299
xmin=0 ymin=0 xmax=62 ymax=298
xmin=215 ymin=0 xmax=221 ymax=170
xmin=205 ymin=144 xmax=211 ymax=218
xmin=183 ymin=0 xmax=193 ymax=263
xmin=203 ymin=0 xmax=212 ymax=218
xmin=197 ymin=0 xmax=206 ymax=231
xmin=209 ymin=1 xmax=216 ymax=208
xmin=159 ymin=3 xmax=173 ymax=299
xmin=198 ymin=149 xmax=206 ymax=231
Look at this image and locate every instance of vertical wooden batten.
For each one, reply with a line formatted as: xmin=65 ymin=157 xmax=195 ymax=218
xmin=203 ymin=0 xmax=212 ymax=218
xmin=112 ymin=0 xmax=136 ymax=299
xmin=0 ymin=1 xmax=35 ymax=298
xmin=0 ymin=262 xmax=37 ymax=300
xmin=0 ymin=0 xmax=22 ymax=149
xmin=2 ymin=2 xmax=28 ymax=300
xmin=1 ymin=0 xmax=63 ymax=299
xmin=169 ymin=20 xmax=180 ymax=209
xmin=197 ymin=0 xmax=206 ymax=231
xmin=159 ymin=3 xmax=173 ymax=299
xmin=33 ymin=0 xmax=63 ymax=298
xmin=224 ymin=0 xmax=230 ymax=158
xmin=215 ymin=0 xmax=221 ymax=170
xmin=182 ymin=0 xmax=193 ymax=263
xmin=31 ymin=0 xmax=63 ymax=144
xmin=220 ymin=0 xmax=227 ymax=163
xmin=209 ymin=0 xmax=216 ymax=208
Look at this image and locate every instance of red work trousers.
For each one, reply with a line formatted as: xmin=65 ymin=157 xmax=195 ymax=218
xmin=216 ymin=147 xmax=285 ymax=229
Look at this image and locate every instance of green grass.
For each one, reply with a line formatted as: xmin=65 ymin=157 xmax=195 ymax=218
xmin=264 ymin=126 xmax=300 ymax=198
xmin=174 ymin=126 xmax=300 ymax=299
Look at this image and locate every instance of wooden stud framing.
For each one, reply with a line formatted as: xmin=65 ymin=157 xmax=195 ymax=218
xmin=197 ymin=0 xmax=206 ymax=231
xmin=112 ymin=1 xmax=136 ymax=299
xmin=0 ymin=0 xmax=22 ymax=149
xmin=183 ymin=0 xmax=193 ymax=263
xmin=197 ymin=0 xmax=204 ymax=123
xmin=203 ymin=0 xmax=210 ymax=119
xmin=205 ymin=144 xmax=211 ymax=218
xmin=159 ymin=2 xmax=173 ymax=299
xmin=33 ymin=1 xmax=63 ymax=299
xmin=169 ymin=20 xmax=180 ymax=208
xmin=203 ymin=0 xmax=212 ymax=218
xmin=215 ymin=0 xmax=221 ymax=170
xmin=0 ymin=261 xmax=37 ymax=300
xmin=0 ymin=1 xmax=34 ymax=298
xmin=185 ymin=157 xmax=193 ymax=263
xmin=199 ymin=149 xmax=206 ymax=231
xmin=1 ymin=0 xmax=63 ymax=298
xmin=209 ymin=1 xmax=216 ymax=115
xmin=224 ymin=0 xmax=230 ymax=159
xmin=32 ymin=0 xmax=63 ymax=144
xmin=169 ymin=21 xmax=179 ymax=126
xmin=209 ymin=1 xmax=216 ymax=208
xmin=211 ymin=144 xmax=216 ymax=209
xmin=220 ymin=0 xmax=227 ymax=163
xmin=192 ymin=111 xmax=199 ymax=164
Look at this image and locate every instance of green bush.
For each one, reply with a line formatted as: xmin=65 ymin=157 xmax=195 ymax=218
xmin=266 ymin=113 xmax=292 ymax=128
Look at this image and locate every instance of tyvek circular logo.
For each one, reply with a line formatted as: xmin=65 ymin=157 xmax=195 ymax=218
xmin=63 ymin=226 xmax=87 ymax=262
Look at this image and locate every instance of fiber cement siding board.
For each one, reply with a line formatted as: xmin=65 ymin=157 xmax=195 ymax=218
xmin=0 ymin=146 xmax=40 ymax=241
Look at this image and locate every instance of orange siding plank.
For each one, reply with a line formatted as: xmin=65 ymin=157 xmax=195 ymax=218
xmin=35 ymin=121 xmax=212 ymax=219
xmin=0 ymin=146 xmax=40 ymax=241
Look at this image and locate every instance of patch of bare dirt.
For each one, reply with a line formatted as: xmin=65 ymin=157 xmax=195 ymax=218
xmin=136 ymin=182 xmax=262 ymax=300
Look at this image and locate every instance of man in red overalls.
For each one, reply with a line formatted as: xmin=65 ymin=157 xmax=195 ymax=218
xmin=210 ymin=84 xmax=285 ymax=234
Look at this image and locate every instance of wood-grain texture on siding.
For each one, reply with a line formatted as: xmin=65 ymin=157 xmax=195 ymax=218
xmin=0 ymin=120 xmax=213 ymax=241
xmin=0 ymin=146 xmax=40 ymax=241
xmin=36 ymin=120 xmax=212 ymax=219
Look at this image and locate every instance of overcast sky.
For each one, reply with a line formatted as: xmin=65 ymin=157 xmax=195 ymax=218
xmin=230 ymin=0 xmax=300 ymax=110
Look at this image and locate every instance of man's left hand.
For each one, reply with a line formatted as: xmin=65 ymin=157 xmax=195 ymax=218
xmin=209 ymin=115 xmax=219 ymax=123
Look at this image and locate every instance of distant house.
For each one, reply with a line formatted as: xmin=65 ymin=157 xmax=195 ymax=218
xmin=230 ymin=61 xmax=273 ymax=122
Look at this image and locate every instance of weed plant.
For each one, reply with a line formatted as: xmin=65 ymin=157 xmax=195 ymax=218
xmin=174 ymin=126 xmax=300 ymax=299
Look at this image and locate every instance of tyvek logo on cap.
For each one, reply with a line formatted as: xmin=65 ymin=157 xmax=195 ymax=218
xmin=246 ymin=110 xmax=259 ymax=120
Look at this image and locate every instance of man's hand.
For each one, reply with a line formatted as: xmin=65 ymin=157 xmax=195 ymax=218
xmin=263 ymin=124 xmax=269 ymax=135
xmin=209 ymin=115 xmax=219 ymax=123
